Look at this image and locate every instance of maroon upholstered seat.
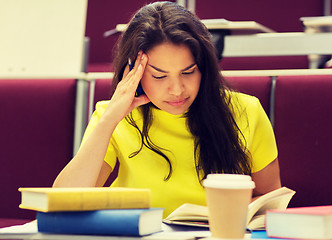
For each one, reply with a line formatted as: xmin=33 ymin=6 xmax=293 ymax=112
xmin=225 ymin=76 xmax=272 ymax=117
xmin=0 ymin=79 xmax=76 ymax=219
xmin=220 ymin=56 xmax=309 ymax=70
xmin=90 ymin=78 xmax=118 ymax=186
xmin=274 ymin=75 xmax=332 ymax=207
xmin=92 ymin=78 xmax=113 ymax=106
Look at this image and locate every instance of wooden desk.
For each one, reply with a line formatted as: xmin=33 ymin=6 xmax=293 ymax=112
xmin=113 ymin=21 xmax=332 ymax=69
xmin=0 ymin=219 xmax=277 ymax=240
xmin=0 ymin=222 xmax=294 ymax=240
xmin=115 ymin=19 xmax=275 ymax=34
xmin=300 ymin=16 xmax=332 ymax=68
xmin=201 ymin=19 xmax=275 ymax=34
xmin=113 ymin=20 xmax=276 ymax=61
xmin=301 ymin=16 xmax=332 ymax=31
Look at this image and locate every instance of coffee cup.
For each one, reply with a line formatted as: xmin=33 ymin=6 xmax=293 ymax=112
xmin=203 ymin=174 xmax=255 ymax=239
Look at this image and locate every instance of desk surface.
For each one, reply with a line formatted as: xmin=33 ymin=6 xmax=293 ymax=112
xmin=85 ymin=68 xmax=332 ymax=80
xmin=200 ymin=19 xmax=275 ymax=33
xmin=115 ymin=19 xmax=275 ymax=34
xmin=301 ymin=16 xmax=332 ymax=28
xmin=0 ymin=219 xmax=288 ymax=240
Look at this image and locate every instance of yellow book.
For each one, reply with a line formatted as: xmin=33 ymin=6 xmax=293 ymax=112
xmin=19 ymin=187 xmax=151 ymax=212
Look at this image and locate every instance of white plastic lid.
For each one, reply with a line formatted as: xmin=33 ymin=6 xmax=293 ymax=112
xmin=207 ymin=173 xmax=252 ymax=181
xmin=203 ymin=174 xmax=255 ymax=189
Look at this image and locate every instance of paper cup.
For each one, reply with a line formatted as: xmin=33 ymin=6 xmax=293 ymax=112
xmin=203 ymin=174 xmax=255 ymax=239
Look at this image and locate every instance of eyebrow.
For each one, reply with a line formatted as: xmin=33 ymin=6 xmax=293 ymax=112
xmin=147 ymin=63 xmax=196 ymax=73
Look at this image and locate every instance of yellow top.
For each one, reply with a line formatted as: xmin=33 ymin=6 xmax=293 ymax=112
xmin=82 ymin=92 xmax=278 ymax=216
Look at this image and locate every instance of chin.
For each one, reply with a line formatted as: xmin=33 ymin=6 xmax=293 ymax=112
xmin=152 ymin=101 xmax=190 ymax=115
xmin=163 ymin=107 xmax=188 ymax=115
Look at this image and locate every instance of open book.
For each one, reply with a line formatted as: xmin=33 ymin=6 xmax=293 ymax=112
xmin=163 ymin=187 xmax=295 ymax=230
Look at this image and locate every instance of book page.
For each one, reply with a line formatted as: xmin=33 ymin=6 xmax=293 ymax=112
xmin=165 ymin=204 xmax=208 ymax=221
xmin=247 ymin=187 xmax=296 ymax=225
xmin=164 ymin=187 xmax=295 ymax=230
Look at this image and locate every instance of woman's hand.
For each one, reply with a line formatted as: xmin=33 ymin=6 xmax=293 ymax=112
xmin=104 ymin=51 xmax=150 ymax=124
xmin=52 ymin=52 xmax=150 ymax=188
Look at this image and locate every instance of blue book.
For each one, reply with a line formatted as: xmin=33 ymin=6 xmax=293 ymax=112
xmin=37 ymin=208 xmax=164 ymax=236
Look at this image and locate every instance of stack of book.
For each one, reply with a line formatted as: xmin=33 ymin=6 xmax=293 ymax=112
xmin=18 ymin=187 xmax=164 ymax=236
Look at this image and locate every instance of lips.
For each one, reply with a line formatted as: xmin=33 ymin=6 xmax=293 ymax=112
xmin=166 ymin=98 xmax=189 ymax=106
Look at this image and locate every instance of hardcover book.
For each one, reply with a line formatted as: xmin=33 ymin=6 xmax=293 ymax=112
xmin=266 ymin=205 xmax=332 ymax=239
xmin=37 ymin=208 xmax=164 ymax=236
xmin=19 ymin=187 xmax=151 ymax=212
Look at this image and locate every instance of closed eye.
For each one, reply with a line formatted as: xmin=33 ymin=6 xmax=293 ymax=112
xmin=182 ymin=68 xmax=195 ymax=75
xmin=152 ymin=75 xmax=167 ymax=80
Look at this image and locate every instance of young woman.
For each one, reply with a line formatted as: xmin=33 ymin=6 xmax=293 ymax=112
xmin=53 ymin=1 xmax=281 ymax=216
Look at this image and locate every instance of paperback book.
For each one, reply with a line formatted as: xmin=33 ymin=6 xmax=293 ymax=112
xmin=163 ymin=187 xmax=295 ymax=230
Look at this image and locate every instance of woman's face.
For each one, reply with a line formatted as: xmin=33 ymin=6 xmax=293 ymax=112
xmin=141 ymin=42 xmax=202 ymax=115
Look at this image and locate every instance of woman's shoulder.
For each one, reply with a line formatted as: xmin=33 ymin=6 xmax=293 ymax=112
xmin=228 ymin=91 xmax=260 ymax=110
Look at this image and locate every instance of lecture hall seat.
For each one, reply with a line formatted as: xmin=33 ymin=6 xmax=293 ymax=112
xmin=0 ymin=79 xmax=76 ymax=219
xmin=225 ymin=76 xmax=272 ymax=117
xmin=274 ymin=75 xmax=332 ymax=207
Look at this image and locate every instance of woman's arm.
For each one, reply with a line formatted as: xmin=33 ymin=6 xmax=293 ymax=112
xmin=52 ymin=115 xmax=118 ymax=187
xmin=251 ymin=158 xmax=281 ymax=200
xmin=53 ymin=52 xmax=149 ymax=187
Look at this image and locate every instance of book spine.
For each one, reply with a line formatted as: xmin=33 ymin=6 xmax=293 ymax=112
xmin=37 ymin=209 xmax=143 ymax=236
xmin=47 ymin=190 xmax=150 ymax=211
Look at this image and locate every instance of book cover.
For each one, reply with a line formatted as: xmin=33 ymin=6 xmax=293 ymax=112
xmin=37 ymin=208 xmax=164 ymax=236
xmin=163 ymin=187 xmax=295 ymax=230
xmin=19 ymin=187 xmax=151 ymax=212
xmin=266 ymin=205 xmax=332 ymax=239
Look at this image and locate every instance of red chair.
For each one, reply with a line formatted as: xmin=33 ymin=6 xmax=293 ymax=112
xmin=0 ymin=79 xmax=76 ymax=219
xmin=225 ymin=76 xmax=272 ymax=117
xmin=274 ymin=75 xmax=332 ymax=207
xmin=92 ymin=78 xmax=113 ymax=107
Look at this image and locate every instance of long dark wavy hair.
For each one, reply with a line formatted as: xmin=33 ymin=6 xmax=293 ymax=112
xmin=112 ymin=1 xmax=252 ymax=183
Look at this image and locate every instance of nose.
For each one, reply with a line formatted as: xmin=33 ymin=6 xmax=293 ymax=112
xmin=168 ymin=77 xmax=184 ymax=96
